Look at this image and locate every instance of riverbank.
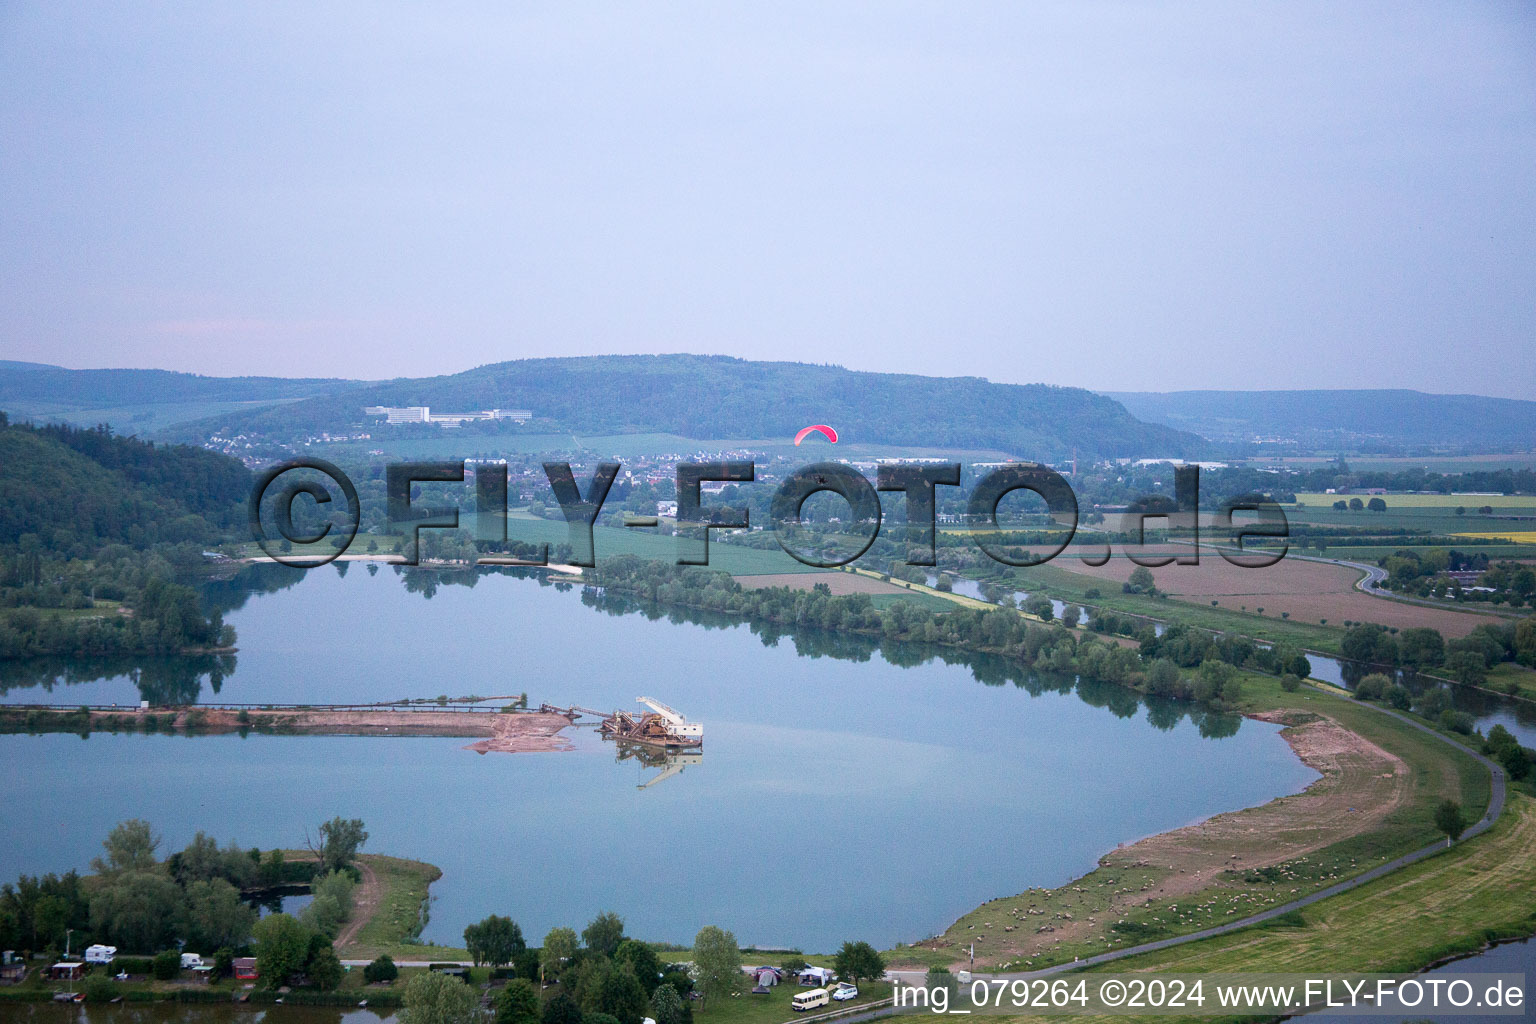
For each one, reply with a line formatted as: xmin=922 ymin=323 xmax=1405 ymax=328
xmin=887 ymin=670 xmax=1497 ymax=972
xmin=1017 ymin=793 xmax=1536 ymax=1024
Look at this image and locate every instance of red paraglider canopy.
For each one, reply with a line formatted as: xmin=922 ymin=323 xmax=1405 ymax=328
xmin=793 ymin=424 xmax=839 ymax=445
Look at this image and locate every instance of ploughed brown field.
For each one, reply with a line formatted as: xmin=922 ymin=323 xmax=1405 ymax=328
xmin=1056 ymin=554 xmax=1497 ymax=637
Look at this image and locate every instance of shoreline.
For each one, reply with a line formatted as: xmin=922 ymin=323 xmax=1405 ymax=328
xmin=908 ymin=677 xmax=1507 ymax=973
xmin=0 ymin=703 xmax=579 ymax=753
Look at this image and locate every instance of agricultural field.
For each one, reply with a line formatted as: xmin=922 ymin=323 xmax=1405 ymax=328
xmin=1035 ymin=553 xmax=1499 ymax=637
xmin=1452 ymin=530 xmax=1536 ymax=544
xmin=1313 ymin=544 xmax=1536 ymax=561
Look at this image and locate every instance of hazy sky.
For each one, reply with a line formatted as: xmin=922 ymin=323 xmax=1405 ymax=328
xmin=2 ymin=3 xmax=1533 ymax=397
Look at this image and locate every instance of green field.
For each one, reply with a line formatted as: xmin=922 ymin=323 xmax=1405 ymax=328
xmin=694 ymin=980 xmax=892 ymax=1024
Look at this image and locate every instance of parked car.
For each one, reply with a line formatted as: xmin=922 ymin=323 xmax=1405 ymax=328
xmin=832 ymin=983 xmax=858 ymax=1001
xmin=180 ymin=954 xmax=203 ymax=970
xmin=84 ymin=945 xmax=117 ymax=965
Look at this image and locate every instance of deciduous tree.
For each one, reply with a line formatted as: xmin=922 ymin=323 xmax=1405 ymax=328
xmin=315 ymin=818 xmax=368 ymax=874
xmin=465 ymin=914 xmax=525 ymax=968
xmin=496 ymin=978 xmax=542 ymax=1024
xmin=401 ymin=970 xmax=479 ymax=1024
xmin=649 ymin=982 xmax=686 ymax=1024
xmin=690 ymin=925 xmax=742 ymax=1008
xmin=179 ymin=878 xmax=256 ymax=951
xmin=614 ymin=939 xmax=661 ymax=996
xmin=253 ymin=912 xmax=311 ymax=988
xmin=1434 ymin=799 xmax=1468 ymax=846
xmin=93 ymin=820 xmax=160 ymax=875
xmin=582 ymin=911 xmax=625 ymax=958
xmin=833 ymin=941 xmax=885 ymax=985
xmin=542 ymin=926 xmax=579 ymax=983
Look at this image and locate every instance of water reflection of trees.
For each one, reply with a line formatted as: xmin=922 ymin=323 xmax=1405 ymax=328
xmin=194 ymin=561 xmax=308 ymax=617
xmin=0 ymin=560 xmax=288 ymax=704
xmin=0 ymin=652 xmax=235 ymax=705
xmin=4 ymin=562 xmax=1247 ymax=740
xmin=577 ymin=586 xmax=1244 ymax=739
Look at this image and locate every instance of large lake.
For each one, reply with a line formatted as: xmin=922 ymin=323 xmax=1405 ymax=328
xmin=0 ymin=565 xmax=1320 ymax=952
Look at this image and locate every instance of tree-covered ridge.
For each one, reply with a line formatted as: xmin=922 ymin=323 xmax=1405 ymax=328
xmin=0 ymin=414 xmax=251 ymax=554
xmin=173 ymin=354 xmax=1202 ymax=460
xmin=0 ymin=412 xmax=248 ymax=658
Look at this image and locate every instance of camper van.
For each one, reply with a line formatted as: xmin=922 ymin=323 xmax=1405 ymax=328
xmin=792 ymin=988 xmax=830 ymax=1012
xmin=180 ymin=954 xmax=204 ymax=970
xmin=84 ymin=945 xmax=116 ymax=965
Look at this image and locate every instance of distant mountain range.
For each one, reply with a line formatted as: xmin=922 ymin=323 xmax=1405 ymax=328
xmin=1103 ymin=389 xmax=1536 ymax=449
xmin=160 ymin=355 xmax=1201 ymax=460
xmin=4 ymin=358 xmax=1528 ymax=457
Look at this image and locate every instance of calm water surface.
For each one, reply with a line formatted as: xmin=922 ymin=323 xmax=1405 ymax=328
xmin=1 ymin=566 xmax=1318 ymax=951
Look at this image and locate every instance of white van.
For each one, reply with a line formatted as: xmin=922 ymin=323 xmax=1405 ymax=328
xmin=792 ymin=988 xmax=830 ymax=1012
xmin=84 ymin=945 xmax=117 ymax=965
xmin=180 ymin=954 xmax=203 ymax=969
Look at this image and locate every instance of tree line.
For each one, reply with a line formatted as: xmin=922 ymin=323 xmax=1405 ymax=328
xmin=0 ymin=815 xmax=370 ymax=991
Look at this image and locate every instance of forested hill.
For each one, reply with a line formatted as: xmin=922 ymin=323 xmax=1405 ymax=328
xmin=1104 ymin=389 xmax=1536 ymax=448
xmin=171 ymin=354 xmax=1202 ymax=459
xmin=0 ymin=414 xmax=250 ymax=555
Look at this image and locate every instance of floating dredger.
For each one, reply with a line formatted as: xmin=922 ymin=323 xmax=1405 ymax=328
xmin=591 ymin=696 xmax=703 ymax=750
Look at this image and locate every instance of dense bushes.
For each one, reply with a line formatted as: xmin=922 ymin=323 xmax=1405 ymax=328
xmin=151 ymin=950 xmax=181 ymax=980
xmin=364 ymin=954 xmax=399 ymax=984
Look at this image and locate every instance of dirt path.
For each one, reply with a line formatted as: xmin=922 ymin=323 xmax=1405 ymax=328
xmin=334 ymin=859 xmax=382 ymax=951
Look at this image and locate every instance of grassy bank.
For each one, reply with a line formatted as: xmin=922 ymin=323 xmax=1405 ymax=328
xmin=890 ymin=671 xmax=1493 ymax=973
xmin=342 ymin=855 xmax=456 ymax=961
xmin=999 ymin=794 xmax=1536 ymax=1024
